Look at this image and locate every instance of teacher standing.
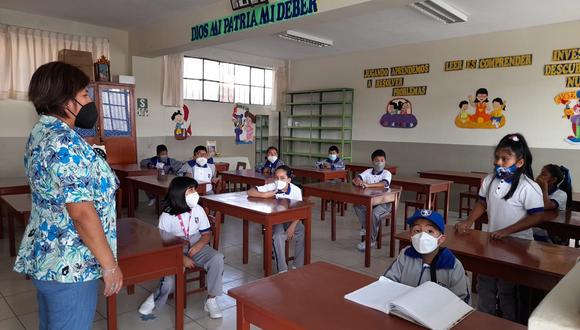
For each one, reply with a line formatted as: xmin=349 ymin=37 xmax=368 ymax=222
xmin=13 ymin=61 xmax=123 ymax=329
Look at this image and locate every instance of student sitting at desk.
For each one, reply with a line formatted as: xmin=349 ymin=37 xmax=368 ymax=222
xmin=256 ymin=146 xmax=285 ymax=175
xmin=247 ymin=165 xmax=304 ymax=273
xmin=140 ymin=144 xmax=183 ymax=205
xmin=352 ymin=149 xmax=392 ymax=251
xmin=139 ymin=177 xmax=224 ymax=319
xmin=384 ymin=209 xmax=470 ymax=303
xmin=533 ymin=164 xmax=572 ymax=242
xmin=178 ymin=145 xmax=219 ymax=194
xmin=315 ymin=145 xmax=345 ymax=170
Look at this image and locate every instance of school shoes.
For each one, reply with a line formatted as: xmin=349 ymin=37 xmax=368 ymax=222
xmin=357 ymin=241 xmax=376 ymax=251
xmin=139 ymin=293 xmax=155 ymax=315
xmin=204 ymin=297 xmax=223 ymax=319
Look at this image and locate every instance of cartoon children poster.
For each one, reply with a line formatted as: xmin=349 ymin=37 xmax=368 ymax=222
xmin=554 ymin=90 xmax=580 ymax=144
xmin=454 ymin=88 xmax=506 ymax=129
xmin=232 ymin=103 xmax=255 ymax=144
xmin=380 ymin=97 xmax=418 ymax=128
xmin=171 ymin=104 xmax=192 ymax=140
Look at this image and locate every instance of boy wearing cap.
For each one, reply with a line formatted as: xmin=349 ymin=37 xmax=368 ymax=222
xmin=384 ymin=209 xmax=470 ymax=303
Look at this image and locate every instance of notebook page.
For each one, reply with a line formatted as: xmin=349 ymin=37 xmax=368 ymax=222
xmin=344 ymin=276 xmax=413 ymax=314
xmin=389 ymin=281 xmax=473 ymax=330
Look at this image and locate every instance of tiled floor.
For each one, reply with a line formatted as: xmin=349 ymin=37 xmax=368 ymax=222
xmin=0 ymin=199 xmax=472 ymax=329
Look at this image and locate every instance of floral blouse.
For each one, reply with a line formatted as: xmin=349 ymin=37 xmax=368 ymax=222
xmin=13 ymin=115 xmax=119 ymax=283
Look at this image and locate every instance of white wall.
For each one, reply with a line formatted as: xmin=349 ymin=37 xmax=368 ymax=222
xmin=289 ymin=20 xmax=580 ymax=150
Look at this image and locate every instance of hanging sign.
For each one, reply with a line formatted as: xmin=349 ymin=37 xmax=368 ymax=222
xmin=552 ymin=48 xmax=580 ymax=61
xmin=375 ymin=77 xmax=404 ymax=88
xmin=390 ymin=64 xmax=430 ymax=76
xmin=191 ymin=0 xmax=318 ymax=42
xmin=392 ymin=86 xmax=427 ymax=96
xmin=445 ymin=54 xmax=532 ymax=71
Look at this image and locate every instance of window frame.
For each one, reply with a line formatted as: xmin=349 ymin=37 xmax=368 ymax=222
xmin=183 ymin=56 xmax=272 ymax=106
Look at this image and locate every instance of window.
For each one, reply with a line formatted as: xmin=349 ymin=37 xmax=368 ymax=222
xmin=183 ymin=57 xmax=273 ymax=105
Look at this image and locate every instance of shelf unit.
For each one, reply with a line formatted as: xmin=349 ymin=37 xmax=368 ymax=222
xmin=254 ymin=114 xmax=269 ymax=165
xmin=282 ymin=88 xmax=353 ymax=166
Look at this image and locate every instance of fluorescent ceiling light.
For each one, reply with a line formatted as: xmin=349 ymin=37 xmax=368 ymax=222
xmin=409 ymin=0 xmax=468 ymax=24
xmin=278 ymin=30 xmax=333 ymax=48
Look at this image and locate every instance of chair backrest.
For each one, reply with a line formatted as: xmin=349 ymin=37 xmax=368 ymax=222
xmin=236 ymin=162 xmax=247 ymax=170
xmin=207 ymin=214 xmax=218 ymax=248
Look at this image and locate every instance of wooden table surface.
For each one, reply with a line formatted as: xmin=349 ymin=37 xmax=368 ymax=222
xmin=229 ymin=261 xmax=525 ymax=330
xmin=109 ymin=218 xmax=185 ymax=330
xmin=571 ymin=192 xmax=580 ymax=211
xmin=391 ymin=176 xmax=452 ymax=222
xmin=0 ymin=177 xmax=30 ymax=195
xmin=218 ymin=169 xmax=270 ymax=189
xmin=201 ymin=192 xmax=314 ymax=276
xmin=395 ymin=225 xmax=580 ymax=291
xmin=417 ymin=170 xmax=487 ymax=187
xmin=126 ymin=175 xmax=209 ymax=217
xmin=1 ymin=194 xmax=31 ymax=256
xmin=290 ymin=166 xmax=348 ymax=181
xmin=110 ymin=163 xmax=158 ymax=176
xmin=345 ymin=162 xmax=398 ymax=175
xmin=302 ymin=182 xmax=401 ymax=262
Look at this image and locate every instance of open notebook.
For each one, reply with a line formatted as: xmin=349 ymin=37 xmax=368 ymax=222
xmin=345 ymin=276 xmax=473 ymax=330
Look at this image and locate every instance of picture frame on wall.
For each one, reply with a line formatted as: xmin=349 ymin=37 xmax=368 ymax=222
xmin=94 ymin=55 xmax=111 ymax=82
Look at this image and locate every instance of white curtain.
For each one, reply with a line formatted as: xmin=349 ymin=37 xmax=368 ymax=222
xmin=0 ymin=24 xmax=109 ymax=100
xmin=162 ymin=53 xmax=184 ymax=107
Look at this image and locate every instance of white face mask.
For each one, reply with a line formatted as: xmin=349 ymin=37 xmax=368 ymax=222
xmin=267 ymin=155 xmax=278 ymax=163
xmin=196 ymin=157 xmax=207 ymax=167
xmin=185 ymin=192 xmax=200 ymax=208
xmin=329 ymin=154 xmax=337 ymax=161
xmin=411 ymin=232 xmax=441 ymax=254
xmin=275 ymin=180 xmax=287 ymax=190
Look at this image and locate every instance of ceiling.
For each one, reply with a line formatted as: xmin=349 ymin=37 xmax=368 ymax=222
xmin=0 ymin=0 xmax=218 ymax=29
xmin=1 ymin=0 xmax=580 ymax=60
xmin=216 ymin=0 xmax=580 ymax=59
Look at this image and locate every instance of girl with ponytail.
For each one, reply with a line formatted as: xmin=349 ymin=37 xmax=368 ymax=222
xmin=536 ymin=164 xmax=573 ymax=210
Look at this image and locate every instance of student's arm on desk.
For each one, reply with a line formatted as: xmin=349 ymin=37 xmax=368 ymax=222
xmin=247 ymin=187 xmax=276 ymax=198
xmin=490 ymin=212 xmax=544 ymax=239
xmin=455 ymin=200 xmax=486 ymax=233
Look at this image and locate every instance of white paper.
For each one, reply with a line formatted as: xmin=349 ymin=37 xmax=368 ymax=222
xmin=344 ymin=276 xmax=412 ymax=314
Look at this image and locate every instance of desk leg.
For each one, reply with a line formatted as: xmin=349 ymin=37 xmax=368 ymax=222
xmin=390 ymin=201 xmax=396 ymax=257
xmin=175 ymin=261 xmax=184 ymax=329
xmin=236 ymin=303 xmax=250 ymax=330
xmin=320 ymin=198 xmax=326 ymax=221
xmin=127 ymin=182 xmax=136 ymax=218
xmin=443 ymin=185 xmax=450 ymax=224
xmin=331 ymin=200 xmax=336 ymax=241
xmin=305 ymin=210 xmax=311 ymax=266
xmin=214 ymin=211 xmax=222 ymax=250
xmin=264 ymin=225 xmax=273 ymax=276
xmin=365 ymin=201 xmax=372 ymax=267
xmin=8 ymin=211 xmax=15 ymax=257
xmin=106 ymin=294 xmax=117 ymax=330
xmin=0 ymin=201 xmax=4 ymax=239
xmin=243 ymin=219 xmax=249 ymax=264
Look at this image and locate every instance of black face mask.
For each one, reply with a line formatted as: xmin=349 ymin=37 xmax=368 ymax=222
xmin=67 ymin=99 xmax=98 ymax=129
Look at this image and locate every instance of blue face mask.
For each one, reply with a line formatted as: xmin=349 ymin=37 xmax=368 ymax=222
xmin=494 ymin=164 xmax=518 ymax=180
xmin=329 ymin=154 xmax=337 ymax=161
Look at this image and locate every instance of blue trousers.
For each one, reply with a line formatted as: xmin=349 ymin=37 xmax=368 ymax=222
xmin=33 ymin=279 xmax=99 ymax=330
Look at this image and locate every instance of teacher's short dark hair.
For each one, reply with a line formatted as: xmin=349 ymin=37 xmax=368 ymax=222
xmin=28 ymin=61 xmax=90 ymax=117
xmin=163 ymin=176 xmax=198 ymax=215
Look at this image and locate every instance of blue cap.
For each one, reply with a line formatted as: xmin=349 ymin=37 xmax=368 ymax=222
xmin=406 ymin=209 xmax=445 ymax=233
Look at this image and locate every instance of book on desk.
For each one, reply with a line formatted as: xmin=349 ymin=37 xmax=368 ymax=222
xmin=345 ymin=276 xmax=473 ymax=330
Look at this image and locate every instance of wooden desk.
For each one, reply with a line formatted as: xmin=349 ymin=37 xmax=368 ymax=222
xmin=201 ymin=192 xmax=313 ymax=276
xmin=302 ymin=182 xmax=401 ymax=262
xmin=126 ymin=175 xmax=208 ymax=217
xmin=291 ymin=166 xmax=348 ymax=221
xmin=110 ymin=164 xmax=157 ymax=216
xmin=418 ymin=170 xmax=486 ymax=187
xmin=391 ymin=176 xmax=452 ymax=222
xmin=0 ymin=177 xmax=29 ymax=239
xmin=395 ymin=225 xmax=580 ymax=291
xmin=346 ymin=162 xmax=398 ymax=178
xmin=229 ymin=261 xmax=525 ymax=330
xmin=1 ymin=194 xmax=31 ymax=257
xmin=109 ymin=218 xmax=184 ymax=330
xmin=571 ymin=192 xmax=580 ymax=211
xmin=219 ymin=170 xmax=269 ymax=191
xmin=213 ymin=162 xmax=230 ymax=173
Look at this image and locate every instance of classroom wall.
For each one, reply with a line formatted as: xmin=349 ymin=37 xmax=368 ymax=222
xmin=132 ymin=48 xmax=285 ymax=165
xmin=288 ymin=20 xmax=580 ymax=191
xmin=0 ymin=8 xmax=130 ymax=177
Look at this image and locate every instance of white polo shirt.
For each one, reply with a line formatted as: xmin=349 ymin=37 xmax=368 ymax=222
xmin=178 ymin=160 xmax=214 ymax=193
xmin=358 ymin=168 xmax=392 ymax=188
xmin=549 ymin=188 xmax=568 ymax=211
xmin=158 ymin=204 xmax=211 ymax=243
xmin=256 ymin=182 xmax=303 ymax=201
xmin=479 ymin=174 xmax=544 ymax=240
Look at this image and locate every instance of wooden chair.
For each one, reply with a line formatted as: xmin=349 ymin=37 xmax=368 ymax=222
xmin=458 ymin=171 xmax=487 ymax=218
xmin=233 ymin=162 xmax=247 ymax=191
xmin=403 ymin=192 xmax=428 ymax=229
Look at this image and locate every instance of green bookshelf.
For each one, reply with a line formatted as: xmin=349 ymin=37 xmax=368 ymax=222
xmin=254 ymin=115 xmax=269 ymax=165
xmin=282 ymin=88 xmax=353 ymax=166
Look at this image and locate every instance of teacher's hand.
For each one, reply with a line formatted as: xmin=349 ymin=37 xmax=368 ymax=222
xmin=103 ymin=265 xmax=124 ymax=297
